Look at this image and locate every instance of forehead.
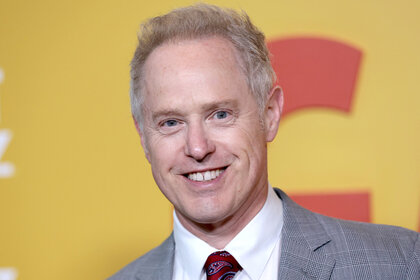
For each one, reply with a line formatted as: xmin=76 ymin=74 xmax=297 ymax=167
xmin=145 ymin=36 xmax=243 ymax=75
xmin=141 ymin=36 xmax=251 ymax=113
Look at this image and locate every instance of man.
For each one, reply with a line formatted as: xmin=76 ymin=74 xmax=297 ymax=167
xmin=110 ymin=4 xmax=419 ymax=279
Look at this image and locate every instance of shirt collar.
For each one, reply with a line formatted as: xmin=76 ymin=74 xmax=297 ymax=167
xmin=173 ymin=209 xmax=215 ymax=279
xmin=173 ymin=185 xmax=283 ymax=280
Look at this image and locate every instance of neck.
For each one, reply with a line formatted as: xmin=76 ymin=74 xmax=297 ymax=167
xmin=176 ymin=182 xmax=268 ymax=249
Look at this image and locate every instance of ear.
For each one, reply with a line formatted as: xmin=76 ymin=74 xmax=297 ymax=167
xmin=133 ymin=115 xmax=151 ymax=163
xmin=264 ymin=86 xmax=283 ymax=142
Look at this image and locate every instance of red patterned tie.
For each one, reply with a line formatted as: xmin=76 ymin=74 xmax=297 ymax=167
xmin=204 ymin=251 xmax=242 ymax=280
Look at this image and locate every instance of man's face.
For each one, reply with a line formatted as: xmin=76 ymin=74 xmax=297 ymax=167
xmin=139 ymin=37 xmax=280 ymax=229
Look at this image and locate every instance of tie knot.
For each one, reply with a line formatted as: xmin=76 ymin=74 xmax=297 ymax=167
xmin=204 ymin=251 xmax=241 ymax=280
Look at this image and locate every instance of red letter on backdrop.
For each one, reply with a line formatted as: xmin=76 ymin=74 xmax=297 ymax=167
xmin=267 ymin=37 xmax=369 ymax=222
xmin=267 ymin=37 xmax=362 ymax=115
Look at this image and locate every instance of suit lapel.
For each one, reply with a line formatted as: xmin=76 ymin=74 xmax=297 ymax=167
xmin=135 ymin=234 xmax=175 ymax=280
xmin=275 ymin=189 xmax=335 ymax=280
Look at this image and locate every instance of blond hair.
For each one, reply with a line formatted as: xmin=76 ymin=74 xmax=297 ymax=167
xmin=130 ymin=3 xmax=275 ymax=127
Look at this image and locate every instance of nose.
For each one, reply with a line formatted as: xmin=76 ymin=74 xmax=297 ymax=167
xmin=184 ymin=121 xmax=215 ymax=161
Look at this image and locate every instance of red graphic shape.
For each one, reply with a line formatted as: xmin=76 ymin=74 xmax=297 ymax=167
xmin=267 ymin=37 xmax=362 ymax=116
xmin=290 ymin=192 xmax=371 ymax=222
xmin=268 ymin=37 xmax=368 ymax=222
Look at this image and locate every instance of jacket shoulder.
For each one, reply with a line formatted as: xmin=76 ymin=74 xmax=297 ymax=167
xmin=107 ymin=234 xmax=175 ymax=280
xmin=276 ymin=187 xmax=419 ymax=257
xmin=315 ymin=211 xmax=420 ymax=278
xmin=319 ymin=212 xmax=419 ymax=246
xmin=276 ymin=187 xmax=420 ymax=278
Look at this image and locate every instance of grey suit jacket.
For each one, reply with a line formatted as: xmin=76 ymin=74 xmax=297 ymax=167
xmin=109 ymin=188 xmax=420 ymax=279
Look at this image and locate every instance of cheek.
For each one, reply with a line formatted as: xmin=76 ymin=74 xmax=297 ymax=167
xmin=148 ymin=135 xmax=185 ymax=174
xmin=234 ymin=123 xmax=266 ymax=153
xmin=216 ymin=131 xmax=264 ymax=178
xmin=149 ymin=147 xmax=174 ymax=172
xmin=148 ymin=131 xmax=180 ymax=155
xmin=237 ymin=133 xmax=267 ymax=176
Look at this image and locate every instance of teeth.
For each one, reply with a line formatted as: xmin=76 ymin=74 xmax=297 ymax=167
xmin=187 ymin=169 xmax=224 ymax=182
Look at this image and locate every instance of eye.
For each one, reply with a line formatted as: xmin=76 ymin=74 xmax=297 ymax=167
xmin=162 ymin=119 xmax=179 ymax=127
xmin=214 ymin=110 xmax=229 ymax=119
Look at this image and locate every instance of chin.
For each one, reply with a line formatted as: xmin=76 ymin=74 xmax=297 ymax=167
xmin=180 ymin=205 xmax=229 ymax=224
xmin=194 ymin=207 xmax=236 ymax=225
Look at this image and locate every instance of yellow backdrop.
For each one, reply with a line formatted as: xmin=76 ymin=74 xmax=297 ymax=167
xmin=0 ymin=0 xmax=419 ymax=279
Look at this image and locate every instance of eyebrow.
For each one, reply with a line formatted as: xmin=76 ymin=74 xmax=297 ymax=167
xmin=201 ymin=99 xmax=239 ymax=112
xmin=151 ymin=99 xmax=239 ymax=122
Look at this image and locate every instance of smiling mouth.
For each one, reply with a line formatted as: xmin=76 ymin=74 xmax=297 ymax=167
xmin=185 ymin=167 xmax=227 ymax=182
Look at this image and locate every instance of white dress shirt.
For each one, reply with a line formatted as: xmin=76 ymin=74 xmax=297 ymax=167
xmin=172 ymin=186 xmax=284 ymax=280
